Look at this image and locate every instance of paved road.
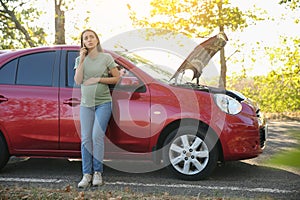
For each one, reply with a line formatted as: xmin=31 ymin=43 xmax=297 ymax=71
xmin=0 ymin=121 xmax=299 ymax=199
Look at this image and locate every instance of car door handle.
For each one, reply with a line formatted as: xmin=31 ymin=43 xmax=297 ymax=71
xmin=0 ymin=95 xmax=8 ymax=103
xmin=63 ymin=98 xmax=80 ymax=107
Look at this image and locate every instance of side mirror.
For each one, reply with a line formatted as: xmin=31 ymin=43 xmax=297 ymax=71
xmin=119 ymin=76 xmax=140 ymax=86
xmin=115 ymin=76 xmax=146 ymax=93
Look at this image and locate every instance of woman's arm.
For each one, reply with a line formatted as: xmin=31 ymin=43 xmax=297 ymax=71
xmin=83 ymin=67 xmax=120 ymax=86
xmin=74 ymin=48 xmax=87 ymax=85
xmin=74 ymin=62 xmax=84 ymax=85
xmin=99 ymin=67 xmax=120 ymax=84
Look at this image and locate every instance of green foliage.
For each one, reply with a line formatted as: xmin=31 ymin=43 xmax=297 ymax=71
xmin=279 ymin=0 xmax=300 ymax=10
xmin=227 ymin=37 xmax=300 ymax=113
xmin=0 ymin=0 xmax=46 ymax=48
xmin=127 ymin=0 xmax=261 ymax=38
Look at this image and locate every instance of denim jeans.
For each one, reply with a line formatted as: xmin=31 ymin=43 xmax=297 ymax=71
xmin=80 ymin=102 xmax=112 ymax=174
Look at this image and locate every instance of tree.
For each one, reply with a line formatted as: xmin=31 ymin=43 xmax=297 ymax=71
xmin=279 ymin=0 xmax=300 ymax=24
xmin=263 ymin=36 xmax=300 ymax=112
xmin=53 ymin=0 xmax=90 ymax=44
xmin=279 ymin=0 xmax=300 ymax=10
xmin=227 ymin=36 xmax=300 ymax=113
xmin=54 ymin=0 xmax=66 ymax=44
xmin=127 ymin=0 xmax=263 ymax=88
xmin=228 ymin=0 xmax=300 ymax=113
xmin=0 ymin=0 xmax=46 ymax=48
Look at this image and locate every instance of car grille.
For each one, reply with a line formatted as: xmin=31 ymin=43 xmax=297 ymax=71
xmin=256 ymin=109 xmax=267 ymax=149
xmin=259 ymin=127 xmax=267 ymax=148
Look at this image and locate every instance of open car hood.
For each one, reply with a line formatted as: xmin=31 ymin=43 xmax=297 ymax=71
xmin=170 ymin=32 xmax=228 ymax=84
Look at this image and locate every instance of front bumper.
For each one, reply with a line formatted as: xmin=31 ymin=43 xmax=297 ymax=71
xmin=220 ymin=109 xmax=268 ymax=161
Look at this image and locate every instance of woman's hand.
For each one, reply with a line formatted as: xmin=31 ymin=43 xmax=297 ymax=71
xmin=79 ymin=47 xmax=88 ymax=62
xmin=83 ymin=77 xmax=100 ymax=86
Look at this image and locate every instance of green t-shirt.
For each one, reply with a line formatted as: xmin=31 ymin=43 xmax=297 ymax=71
xmin=74 ymin=53 xmax=116 ymax=107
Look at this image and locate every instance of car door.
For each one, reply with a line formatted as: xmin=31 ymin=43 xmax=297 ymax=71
xmin=106 ymin=66 xmax=151 ymax=154
xmin=0 ymin=51 xmax=60 ymax=151
xmin=58 ymin=49 xmax=81 ymax=153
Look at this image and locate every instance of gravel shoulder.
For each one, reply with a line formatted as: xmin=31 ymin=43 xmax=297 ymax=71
xmin=243 ymin=120 xmax=300 ymax=175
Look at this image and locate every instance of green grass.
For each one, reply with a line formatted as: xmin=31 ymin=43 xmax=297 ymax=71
xmin=0 ymin=185 xmax=275 ymax=200
xmin=266 ymin=130 xmax=300 ymax=169
xmin=267 ymin=148 xmax=300 ymax=168
xmin=1 ymin=185 xmax=194 ymax=200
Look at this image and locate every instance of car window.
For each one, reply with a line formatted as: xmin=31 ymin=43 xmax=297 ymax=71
xmin=16 ymin=52 xmax=56 ymax=86
xmin=0 ymin=59 xmax=17 ymax=84
xmin=67 ymin=51 xmax=79 ymax=87
xmin=66 ymin=51 xmax=145 ymax=93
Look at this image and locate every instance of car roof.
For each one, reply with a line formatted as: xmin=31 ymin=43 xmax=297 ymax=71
xmin=0 ymin=45 xmax=80 ymax=65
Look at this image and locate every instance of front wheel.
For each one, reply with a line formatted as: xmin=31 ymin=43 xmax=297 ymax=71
xmin=163 ymin=126 xmax=219 ymax=180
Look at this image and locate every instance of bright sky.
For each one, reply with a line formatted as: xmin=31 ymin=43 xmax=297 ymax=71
xmin=36 ymin=0 xmax=299 ymax=77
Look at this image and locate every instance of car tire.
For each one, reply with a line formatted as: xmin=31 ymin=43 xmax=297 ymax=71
xmin=162 ymin=126 xmax=219 ymax=180
xmin=0 ymin=134 xmax=9 ymax=171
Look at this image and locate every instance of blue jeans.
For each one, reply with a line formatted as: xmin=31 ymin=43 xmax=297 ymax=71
xmin=80 ymin=102 xmax=112 ymax=174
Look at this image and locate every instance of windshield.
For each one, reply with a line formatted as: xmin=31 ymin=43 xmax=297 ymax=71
xmin=116 ymin=51 xmax=191 ymax=84
xmin=115 ymin=51 xmax=220 ymax=87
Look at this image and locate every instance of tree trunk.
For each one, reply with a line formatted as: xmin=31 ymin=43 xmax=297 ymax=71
xmin=55 ymin=0 xmax=65 ymax=44
xmin=217 ymin=1 xmax=227 ymax=89
xmin=219 ymin=45 xmax=227 ymax=89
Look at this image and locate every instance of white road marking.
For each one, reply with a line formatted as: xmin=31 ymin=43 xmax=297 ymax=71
xmin=106 ymin=181 xmax=297 ymax=194
xmin=0 ymin=178 xmax=297 ymax=194
xmin=0 ymin=177 xmax=63 ymax=183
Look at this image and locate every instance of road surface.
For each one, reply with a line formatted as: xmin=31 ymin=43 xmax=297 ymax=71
xmin=0 ymin=121 xmax=299 ymax=199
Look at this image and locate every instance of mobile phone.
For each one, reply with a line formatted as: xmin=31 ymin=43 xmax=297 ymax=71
xmin=83 ymin=44 xmax=88 ymax=55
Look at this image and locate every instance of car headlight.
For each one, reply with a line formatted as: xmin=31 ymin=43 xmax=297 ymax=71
xmin=213 ymin=94 xmax=242 ymax=115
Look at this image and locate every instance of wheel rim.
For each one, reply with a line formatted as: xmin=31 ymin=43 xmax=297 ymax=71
xmin=168 ymin=134 xmax=209 ymax=175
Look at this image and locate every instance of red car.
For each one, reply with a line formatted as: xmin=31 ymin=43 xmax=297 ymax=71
xmin=0 ymin=33 xmax=267 ymax=180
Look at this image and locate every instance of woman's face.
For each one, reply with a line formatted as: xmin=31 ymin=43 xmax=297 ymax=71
xmin=82 ymin=31 xmax=99 ymax=49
